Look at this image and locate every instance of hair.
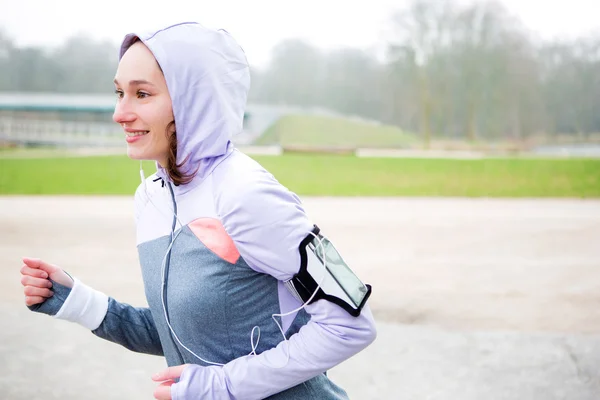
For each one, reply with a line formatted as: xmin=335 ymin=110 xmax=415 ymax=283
xmin=165 ymin=122 xmax=195 ymax=186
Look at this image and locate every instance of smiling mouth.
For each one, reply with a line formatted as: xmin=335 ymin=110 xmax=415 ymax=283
xmin=125 ymin=131 xmax=149 ymax=137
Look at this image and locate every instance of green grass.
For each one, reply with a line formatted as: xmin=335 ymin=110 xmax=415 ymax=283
xmin=255 ymin=114 xmax=416 ymax=149
xmin=0 ymin=156 xmax=156 ymax=195
xmin=1 ymin=153 xmax=598 ymax=197
xmin=254 ymin=154 xmax=600 ymax=197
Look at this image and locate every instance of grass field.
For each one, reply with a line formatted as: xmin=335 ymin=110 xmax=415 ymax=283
xmin=1 ymin=153 xmax=598 ymax=197
xmin=255 ymin=114 xmax=416 ymax=149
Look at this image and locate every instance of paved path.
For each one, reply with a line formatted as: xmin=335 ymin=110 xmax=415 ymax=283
xmin=1 ymin=197 xmax=599 ymax=399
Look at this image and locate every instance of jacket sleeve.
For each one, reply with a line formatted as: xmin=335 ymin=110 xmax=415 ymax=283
xmin=92 ymin=297 xmax=164 ymax=356
xmin=171 ymin=167 xmax=377 ymax=400
xmin=29 ymin=278 xmax=164 ymax=356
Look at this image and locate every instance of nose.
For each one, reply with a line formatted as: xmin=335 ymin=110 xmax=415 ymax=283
xmin=112 ymin=98 xmax=136 ymax=124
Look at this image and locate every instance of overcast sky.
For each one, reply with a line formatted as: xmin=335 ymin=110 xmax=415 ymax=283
xmin=1 ymin=0 xmax=598 ymax=67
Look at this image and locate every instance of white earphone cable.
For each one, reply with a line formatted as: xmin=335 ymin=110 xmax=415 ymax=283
xmin=141 ymin=164 xmax=327 ymax=368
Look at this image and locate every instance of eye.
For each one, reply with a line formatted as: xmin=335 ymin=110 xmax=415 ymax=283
xmin=137 ymin=90 xmax=150 ymax=99
xmin=114 ymin=89 xmax=124 ymax=99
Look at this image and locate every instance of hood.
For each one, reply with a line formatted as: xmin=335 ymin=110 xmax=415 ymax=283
xmin=118 ymin=22 xmax=251 ymax=190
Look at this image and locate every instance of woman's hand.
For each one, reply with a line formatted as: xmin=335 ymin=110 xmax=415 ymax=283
xmin=152 ymin=364 xmax=190 ymax=400
xmin=20 ymin=257 xmax=74 ymax=306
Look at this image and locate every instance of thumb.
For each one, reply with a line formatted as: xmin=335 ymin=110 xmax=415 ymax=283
xmin=22 ymin=257 xmax=60 ymax=274
xmin=152 ymin=364 xmax=189 ymax=382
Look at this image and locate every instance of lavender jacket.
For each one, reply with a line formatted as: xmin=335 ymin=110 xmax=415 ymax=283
xmin=31 ymin=22 xmax=377 ymax=400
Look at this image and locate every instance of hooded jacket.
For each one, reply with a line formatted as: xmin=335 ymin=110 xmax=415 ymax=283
xmin=31 ymin=22 xmax=377 ymax=400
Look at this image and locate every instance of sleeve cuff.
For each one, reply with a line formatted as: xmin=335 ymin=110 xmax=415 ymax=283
xmin=54 ymin=277 xmax=109 ymax=330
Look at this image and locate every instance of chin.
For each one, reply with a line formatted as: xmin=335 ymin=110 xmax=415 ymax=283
xmin=126 ymin=149 xmax=142 ymax=161
xmin=126 ymin=146 xmax=147 ymax=161
xmin=126 ymin=148 xmax=160 ymax=165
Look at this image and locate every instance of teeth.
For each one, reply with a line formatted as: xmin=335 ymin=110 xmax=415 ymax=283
xmin=126 ymin=131 xmax=149 ymax=137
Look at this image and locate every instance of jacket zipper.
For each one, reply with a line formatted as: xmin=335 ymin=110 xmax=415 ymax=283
xmin=164 ymin=182 xmax=185 ymax=365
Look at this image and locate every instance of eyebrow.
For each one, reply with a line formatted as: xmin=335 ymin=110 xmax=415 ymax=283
xmin=113 ymin=79 xmax=156 ymax=87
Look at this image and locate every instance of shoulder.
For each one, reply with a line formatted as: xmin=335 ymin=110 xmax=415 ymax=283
xmin=211 ymin=150 xmax=279 ymax=193
xmin=210 ymin=150 xmax=314 ymax=279
xmin=211 ymin=150 xmax=308 ymax=224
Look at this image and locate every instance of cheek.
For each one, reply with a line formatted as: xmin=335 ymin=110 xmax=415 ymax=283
xmin=158 ymin=98 xmax=175 ymax=128
xmin=148 ymin=106 xmax=172 ymax=134
xmin=148 ymin=99 xmax=174 ymax=152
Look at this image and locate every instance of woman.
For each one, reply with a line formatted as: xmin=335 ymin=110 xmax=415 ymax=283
xmin=20 ymin=22 xmax=376 ymax=400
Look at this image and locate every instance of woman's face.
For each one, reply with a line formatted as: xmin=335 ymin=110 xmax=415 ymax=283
xmin=113 ymin=41 xmax=174 ymax=167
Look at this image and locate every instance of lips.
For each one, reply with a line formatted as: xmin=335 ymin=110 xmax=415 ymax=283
xmin=125 ymin=131 xmax=149 ymax=137
xmin=125 ymin=130 xmax=149 ymax=144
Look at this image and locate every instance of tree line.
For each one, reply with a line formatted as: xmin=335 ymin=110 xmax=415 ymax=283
xmin=1 ymin=0 xmax=599 ymax=144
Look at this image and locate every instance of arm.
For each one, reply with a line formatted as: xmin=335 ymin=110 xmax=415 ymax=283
xmin=92 ymin=295 xmax=164 ymax=357
xmin=24 ymin=260 xmax=164 ymax=357
xmin=173 ymin=302 xmax=376 ymax=400
xmin=169 ymin=167 xmax=377 ymax=399
xmin=25 ymin=185 xmax=164 ymax=355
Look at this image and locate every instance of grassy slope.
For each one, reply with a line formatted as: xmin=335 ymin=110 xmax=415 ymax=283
xmin=254 ymin=114 xmax=416 ymax=149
